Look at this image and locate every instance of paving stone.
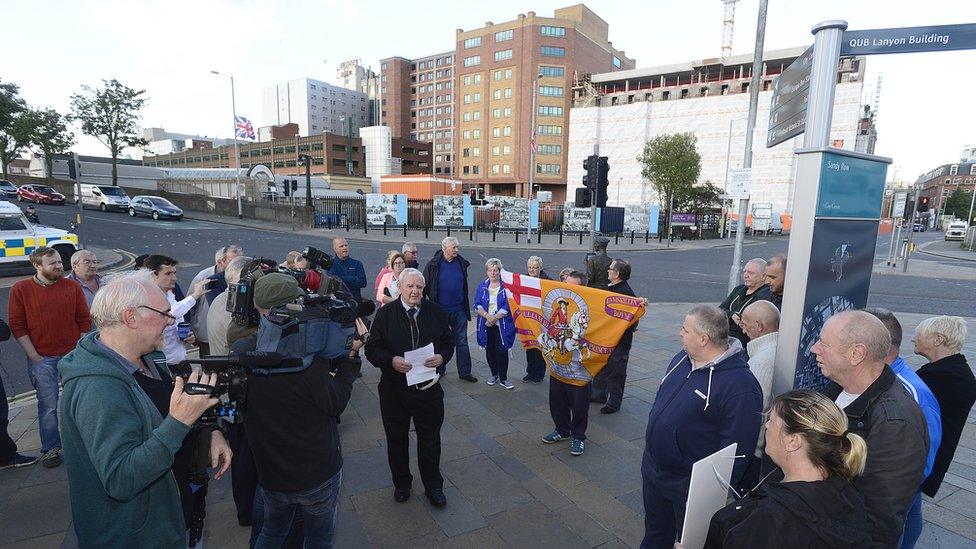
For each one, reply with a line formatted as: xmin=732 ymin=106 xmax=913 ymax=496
xmin=950 ymin=444 xmax=976 ymax=469
xmin=488 ymin=453 xmax=537 ymax=482
xmin=487 ymin=503 xmax=590 ymax=549
xmin=199 ymin=499 xmax=250 ymax=547
xmin=523 ymin=454 xmax=589 ymax=492
xmin=590 ymin=411 xmax=647 ymax=442
xmin=556 ymin=441 xmax=642 ymax=497
xmin=915 ymin=521 xmax=976 ymax=549
xmin=948 ymin=460 xmax=976 ymax=483
xmin=342 ymin=446 xmax=395 ymax=496
xmin=0 ymin=481 xmax=72 ymax=545
xmin=351 ymin=486 xmax=441 ymax=546
xmin=439 ymin=420 xmax=483 ymax=463
xmin=942 ymin=472 xmax=976 ymax=495
xmin=334 ymin=500 xmax=371 ymax=549
xmin=441 ymin=454 xmax=535 ymax=516
xmin=618 ymin=488 xmax=646 ymax=517
xmin=474 ymin=390 xmax=536 ymax=418
xmin=466 ymin=430 xmax=507 ymax=457
xmin=495 ymin=430 xmax=556 ymax=462
xmin=431 ymin=525 xmax=507 ymax=548
xmin=553 ymin=504 xmax=615 ymax=546
xmin=521 ymin=477 xmax=574 ymax=511
xmin=922 ymin=500 xmax=976 ymax=541
xmin=426 ymin=486 xmax=488 ymax=537
xmin=2 ymin=532 xmax=64 ymax=548
xmin=559 ymin=481 xmax=640 ymax=530
xmin=937 ymin=487 xmax=976 ymax=519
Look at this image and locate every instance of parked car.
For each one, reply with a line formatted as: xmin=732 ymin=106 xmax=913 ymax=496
xmin=0 ymin=180 xmax=18 ymax=200
xmin=945 ymin=221 xmax=968 ymax=241
xmin=17 ymin=184 xmax=66 ymax=205
xmin=128 ymin=195 xmax=183 ymax=220
xmin=913 ymin=222 xmax=927 ymax=232
xmin=0 ymin=200 xmax=78 ymax=276
xmin=76 ymin=183 xmax=130 ymax=211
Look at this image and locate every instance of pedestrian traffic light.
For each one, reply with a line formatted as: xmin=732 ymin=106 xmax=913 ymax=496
xmin=583 ymin=154 xmax=599 ymax=190
xmin=917 ymin=196 xmax=930 ymax=212
xmin=575 ymin=185 xmax=591 ymax=208
xmin=596 ymin=156 xmax=609 ymax=208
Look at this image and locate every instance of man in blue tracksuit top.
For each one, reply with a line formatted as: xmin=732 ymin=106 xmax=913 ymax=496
xmin=422 ymin=236 xmax=476 ymax=382
xmin=327 ymin=237 xmax=367 ymax=300
xmin=641 ymin=305 xmax=763 ymax=549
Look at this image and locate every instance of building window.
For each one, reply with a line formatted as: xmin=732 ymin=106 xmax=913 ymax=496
xmin=492 ymin=146 xmax=500 ymax=156
xmin=473 ymin=147 xmax=481 ymax=157
xmin=464 ymin=37 xmax=481 ymax=48
xmin=971 ymin=165 xmax=976 ymax=175
xmin=473 ymin=129 xmax=481 ymax=138
xmin=504 ymin=88 xmax=512 ymax=98
xmin=473 ymin=74 xmax=481 ymax=84
xmin=463 ymin=112 xmax=471 ymax=122
xmin=540 ymin=66 xmax=565 ymax=77
xmin=540 ymin=26 xmax=566 ymax=37
xmin=503 ymin=126 xmax=511 ymax=136
xmin=504 ymin=68 xmax=512 ymax=79
xmin=537 ymin=125 xmax=563 ymax=136
xmin=538 ymin=144 xmax=561 ymax=155
xmin=538 ymin=105 xmax=563 ymax=116
xmin=495 ymin=29 xmax=513 ymax=42
xmin=463 ymin=166 xmax=470 ymax=175
xmin=539 ymin=86 xmax=564 ymax=97
xmin=492 ymin=108 xmax=501 ymax=118
xmin=463 ymin=75 xmax=471 ymax=85
xmin=493 ymin=89 xmax=501 ymax=100
xmin=613 ymin=56 xmax=622 ymax=68
xmin=949 ymin=165 xmax=959 ymax=175
xmin=493 ymin=70 xmax=502 ymax=81
xmin=495 ymin=49 xmax=513 ymax=61
xmin=504 ymin=107 xmax=512 ymax=117
xmin=463 ymin=130 xmax=471 ymax=139
xmin=503 ymin=164 xmax=511 ymax=174
xmin=541 ymin=46 xmax=565 ymax=57
xmin=493 ymin=127 xmax=501 ymax=138
xmin=503 ymin=145 xmax=511 ymax=155
xmin=473 ymin=111 xmax=481 ymax=120
xmin=492 ymin=164 xmax=500 ymax=174
xmin=473 ymin=92 xmax=481 ymax=103
xmin=463 ymin=94 xmax=471 ymax=104
xmin=536 ymin=163 xmax=561 ymax=174
xmin=463 ymin=55 xmax=481 ymax=67
xmin=473 ymin=165 xmax=480 ymax=175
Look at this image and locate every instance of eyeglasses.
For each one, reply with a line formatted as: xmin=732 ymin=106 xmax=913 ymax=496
xmin=138 ymin=305 xmax=177 ymax=323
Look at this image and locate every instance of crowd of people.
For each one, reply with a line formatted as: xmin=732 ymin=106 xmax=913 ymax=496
xmin=0 ymin=235 xmax=972 ymax=549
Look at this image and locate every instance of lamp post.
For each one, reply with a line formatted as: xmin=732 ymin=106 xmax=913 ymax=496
xmin=528 ymin=73 xmax=542 ymax=243
xmin=211 ymin=70 xmax=243 ymax=218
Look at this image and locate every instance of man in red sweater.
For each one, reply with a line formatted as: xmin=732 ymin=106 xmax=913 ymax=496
xmin=8 ymin=247 xmax=91 ymax=468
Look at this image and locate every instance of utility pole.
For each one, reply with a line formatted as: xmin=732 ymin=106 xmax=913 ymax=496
xmin=967 ymin=186 xmax=976 ymax=251
xmin=528 ymin=73 xmax=541 ymax=243
xmin=904 ymin=187 xmax=920 ymax=273
xmin=69 ymin=153 xmax=84 ymax=249
xmin=727 ymin=0 xmax=767 ymax=294
xmin=590 ymin=145 xmax=598 ymax=247
xmin=298 ymin=154 xmax=312 ymax=208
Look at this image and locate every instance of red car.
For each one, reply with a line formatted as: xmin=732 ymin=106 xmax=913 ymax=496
xmin=18 ymin=184 xmax=66 ymax=205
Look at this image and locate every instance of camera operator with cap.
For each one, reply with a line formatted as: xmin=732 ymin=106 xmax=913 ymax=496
xmin=366 ymin=267 xmax=455 ymax=508
xmin=245 ymin=273 xmax=367 ymax=548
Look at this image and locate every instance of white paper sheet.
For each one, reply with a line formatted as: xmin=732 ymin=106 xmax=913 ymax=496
xmin=404 ymin=343 xmax=437 ymax=386
xmin=680 ymin=442 xmax=738 ymax=549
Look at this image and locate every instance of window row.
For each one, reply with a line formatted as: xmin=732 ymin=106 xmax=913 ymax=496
xmin=462 ymin=74 xmax=482 ymax=86
xmin=540 ymin=26 xmax=566 ymax=37
xmin=539 ymin=65 xmax=564 ymax=77
xmin=537 ymin=125 xmax=563 ymax=136
xmin=492 ymin=88 xmax=513 ymax=100
xmin=538 ymin=105 xmax=563 ymax=117
xmin=491 ymin=126 xmax=512 ymax=137
xmin=463 ymin=55 xmax=480 ymax=67
xmin=461 ymin=165 xmax=481 ymax=175
xmin=539 ymin=86 xmax=563 ymax=97
xmin=462 ymin=147 xmax=481 ymax=157
xmin=461 ymin=111 xmax=482 ymax=121
xmin=495 ymin=49 xmax=512 ymax=61
xmin=541 ymin=46 xmax=565 ymax=58
xmin=490 ymin=164 xmax=512 ymax=174
xmin=537 ymin=163 xmax=561 ymax=174
xmin=492 ymin=107 xmax=513 ymax=118
xmin=493 ymin=68 xmax=513 ymax=81
xmin=462 ymin=129 xmax=483 ymax=139
xmin=537 ymin=144 xmax=562 ymax=155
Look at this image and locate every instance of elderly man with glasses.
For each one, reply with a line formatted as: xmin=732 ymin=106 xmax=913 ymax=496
xmin=67 ymin=249 xmax=104 ymax=309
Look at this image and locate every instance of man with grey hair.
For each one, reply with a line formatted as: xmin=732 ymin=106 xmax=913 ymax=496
xmin=402 ymin=242 xmax=420 ymax=269
xmin=206 ymin=255 xmax=251 ymax=356
xmin=423 ymin=236 xmax=476 ymax=382
xmin=814 ymin=310 xmax=929 ymax=548
xmin=67 ymin=249 xmax=104 ymax=309
xmin=719 ymin=257 xmax=772 ymax=346
xmin=190 ymin=244 xmax=244 ymax=355
xmin=58 ymin=273 xmax=229 ymax=547
xmin=641 ymin=305 xmax=762 ymax=548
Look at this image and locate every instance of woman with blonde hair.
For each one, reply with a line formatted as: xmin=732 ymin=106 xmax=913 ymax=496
xmin=376 ymin=253 xmax=407 ymax=305
xmin=703 ymin=389 xmax=871 ymax=548
xmin=373 ymin=250 xmax=401 ymax=295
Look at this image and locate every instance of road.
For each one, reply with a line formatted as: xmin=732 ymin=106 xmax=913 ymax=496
xmin=1 ymin=203 xmax=973 ymax=397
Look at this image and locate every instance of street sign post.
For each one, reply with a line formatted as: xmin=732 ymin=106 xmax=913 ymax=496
xmin=766 ymin=45 xmax=813 ymax=148
xmin=841 ymin=23 xmax=976 ymax=56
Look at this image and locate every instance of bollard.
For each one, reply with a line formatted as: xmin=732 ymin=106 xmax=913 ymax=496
xmin=493 ymin=227 xmax=497 ymax=242
xmin=403 ymin=224 xmax=407 ymax=237
xmin=327 ymin=218 xmax=332 ymax=230
xmin=424 ymin=226 xmax=429 ymax=239
xmin=579 ymin=232 xmax=583 ymax=245
xmin=645 ymin=230 xmax=649 ymax=243
xmin=383 ymin=222 xmax=388 ymax=236
xmin=448 ymin=226 xmax=451 ymax=237
xmin=615 ymin=232 xmax=620 ymax=245
xmin=515 ymin=230 xmax=520 ymax=243
xmin=559 ymin=229 xmax=563 ymax=244
xmin=631 ymin=230 xmax=635 ymax=244
xmin=469 ymin=227 xmax=473 ymax=241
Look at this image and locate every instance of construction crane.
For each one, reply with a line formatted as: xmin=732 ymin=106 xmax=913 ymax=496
xmin=721 ymin=0 xmax=739 ymax=60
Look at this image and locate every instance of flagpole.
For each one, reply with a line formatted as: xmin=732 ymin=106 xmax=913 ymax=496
xmin=528 ymin=73 xmax=542 ymax=243
xmin=212 ymin=69 xmax=244 ymax=219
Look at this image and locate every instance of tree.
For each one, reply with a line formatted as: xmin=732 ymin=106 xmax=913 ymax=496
xmin=637 ymin=132 xmax=702 ymax=236
xmin=20 ymin=108 xmax=76 ymax=183
xmin=679 ymin=180 xmax=723 ymax=216
xmin=943 ymin=187 xmax=974 ymax=222
xmin=70 ymin=79 xmax=148 ymax=186
xmin=0 ymin=80 xmax=28 ymax=179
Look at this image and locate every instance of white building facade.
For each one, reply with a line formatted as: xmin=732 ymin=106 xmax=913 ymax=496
xmin=261 ymin=77 xmax=369 ymax=137
xmin=360 ymin=125 xmax=393 ymax=193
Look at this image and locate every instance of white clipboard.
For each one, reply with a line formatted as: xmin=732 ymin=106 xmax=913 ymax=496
xmin=679 ymin=443 xmax=738 ymax=549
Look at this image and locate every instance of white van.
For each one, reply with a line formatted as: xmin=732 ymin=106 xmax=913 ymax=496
xmin=77 ymin=184 xmax=130 ymax=211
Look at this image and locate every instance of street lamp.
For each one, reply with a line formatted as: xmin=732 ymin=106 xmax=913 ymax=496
xmin=211 ymin=70 xmax=244 ymax=218
xmin=528 ymin=73 xmax=543 ymax=243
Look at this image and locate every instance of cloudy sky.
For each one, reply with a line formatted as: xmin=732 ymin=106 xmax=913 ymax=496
xmin=4 ymin=0 xmax=972 ymax=181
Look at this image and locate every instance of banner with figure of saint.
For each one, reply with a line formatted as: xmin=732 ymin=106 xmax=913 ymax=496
xmin=501 ymin=270 xmax=646 ymax=386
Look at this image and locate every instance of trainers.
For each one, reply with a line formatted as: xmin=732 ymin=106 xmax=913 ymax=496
xmin=41 ymin=447 xmax=63 ymax=468
xmin=486 ymin=375 xmax=498 ymax=385
xmin=499 ymin=379 xmax=515 ymax=390
xmin=522 ymin=374 xmax=532 ymax=382
xmin=0 ymin=453 xmax=39 ymax=470
xmin=571 ymin=439 xmax=585 ymax=456
xmin=542 ymin=430 xmax=570 ymax=444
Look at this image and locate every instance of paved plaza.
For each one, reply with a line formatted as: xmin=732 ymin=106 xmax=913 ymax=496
xmin=1 ymin=304 xmax=975 ymax=548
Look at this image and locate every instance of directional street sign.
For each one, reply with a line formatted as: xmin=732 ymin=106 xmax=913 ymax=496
xmin=841 ymin=23 xmax=976 ymax=56
xmin=767 ymin=45 xmax=813 ymax=148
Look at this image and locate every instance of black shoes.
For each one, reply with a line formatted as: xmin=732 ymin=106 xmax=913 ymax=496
xmin=600 ymin=405 xmax=619 ymax=414
xmin=394 ymin=487 xmax=411 ymax=503
xmin=460 ymin=374 xmax=478 ymax=383
xmin=522 ymin=374 xmax=544 ymax=383
xmin=589 ymin=397 xmax=605 ymax=404
xmin=427 ymin=488 xmax=447 ymax=508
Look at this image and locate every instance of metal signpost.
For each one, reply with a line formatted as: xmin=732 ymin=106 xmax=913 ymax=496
xmin=766 ymin=45 xmax=813 ymax=148
xmin=770 ymin=20 xmax=976 ymax=396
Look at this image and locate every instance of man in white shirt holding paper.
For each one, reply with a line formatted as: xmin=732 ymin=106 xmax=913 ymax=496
xmin=365 ymin=268 xmax=455 ymax=509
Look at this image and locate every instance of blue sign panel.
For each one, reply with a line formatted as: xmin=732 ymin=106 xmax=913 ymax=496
xmin=841 ymin=23 xmax=976 ymax=56
xmin=815 ymin=152 xmax=888 ymax=219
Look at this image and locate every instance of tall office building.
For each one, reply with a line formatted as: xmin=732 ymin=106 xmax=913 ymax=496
xmin=261 ymin=77 xmax=369 ymax=137
xmin=454 ymin=5 xmax=633 ymax=199
xmin=338 ymin=60 xmax=381 ymax=127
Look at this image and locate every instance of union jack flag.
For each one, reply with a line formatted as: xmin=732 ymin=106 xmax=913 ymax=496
xmin=530 ymin=130 xmax=537 ymax=153
xmin=235 ymin=116 xmax=256 ymax=140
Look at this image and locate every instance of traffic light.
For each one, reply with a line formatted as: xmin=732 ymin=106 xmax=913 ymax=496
xmin=468 ymin=187 xmax=485 ymax=205
xmin=596 ymin=156 xmax=609 ymax=208
xmin=283 ymin=179 xmax=290 ymax=196
xmin=917 ymin=196 xmax=930 ymax=212
xmin=583 ymin=154 xmax=599 ymax=190
xmin=575 ymin=186 xmax=591 ymax=208
xmin=67 ymin=154 xmax=78 ymax=180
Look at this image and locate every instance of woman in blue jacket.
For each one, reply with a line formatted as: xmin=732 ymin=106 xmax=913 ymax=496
xmin=475 ymin=258 xmax=516 ymax=390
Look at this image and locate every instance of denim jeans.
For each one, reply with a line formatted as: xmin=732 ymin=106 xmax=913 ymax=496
xmin=254 ymin=470 xmax=342 ymax=549
xmin=899 ymin=491 xmax=923 ymax=549
xmin=447 ymin=310 xmax=472 ymax=377
xmin=27 ymin=355 xmax=62 ymax=452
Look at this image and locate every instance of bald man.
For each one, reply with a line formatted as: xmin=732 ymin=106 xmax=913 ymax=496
xmin=327 ymin=237 xmax=367 ymax=300
xmin=813 ymin=311 xmax=929 ymax=548
xmin=739 ymin=300 xmax=779 ymax=407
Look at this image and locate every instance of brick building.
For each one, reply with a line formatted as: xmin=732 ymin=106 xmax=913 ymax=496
xmin=915 ymin=161 xmax=976 ymax=226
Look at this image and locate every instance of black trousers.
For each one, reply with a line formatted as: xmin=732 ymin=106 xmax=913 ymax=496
xmin=0 ymin=374 xmax=17 ymax=463
xmin=549 ymin=377 xmax=590 ymax=440
xmin=524 ymin=349 xmax=546 ymax=381
xmin=378 ymin=380 xmax=445 ymax=492
xmin=228 ymin=422 xmax=258 ymax=524
xmin=485 ymin=326 xmax=510 ymax=381
xmin=590 ymin=345 xmax=631 ymax=410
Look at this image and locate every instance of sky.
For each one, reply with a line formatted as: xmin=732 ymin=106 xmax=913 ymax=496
xmin=3 ymin=0 xmax=973 ymax=182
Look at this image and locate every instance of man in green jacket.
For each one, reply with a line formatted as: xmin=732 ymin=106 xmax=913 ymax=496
xmin=59 ymin=273 xmax=221 ymax=547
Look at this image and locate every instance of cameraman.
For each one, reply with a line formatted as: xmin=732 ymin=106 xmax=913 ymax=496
xmin=245 ymin=273 xmax=366 ymax=548
xmin=58 ymin=273 xmax=231 ymax=548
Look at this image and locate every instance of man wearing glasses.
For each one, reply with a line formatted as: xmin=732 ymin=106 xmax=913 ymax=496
xmin=143 ymin=255 xmax=208 ymax=366
xmin=67 ymin=249 xmax=104 ymax=309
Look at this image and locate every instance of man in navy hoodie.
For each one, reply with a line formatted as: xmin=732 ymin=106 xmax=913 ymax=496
xmin=641 ymin=305 xmax=763 ymax=549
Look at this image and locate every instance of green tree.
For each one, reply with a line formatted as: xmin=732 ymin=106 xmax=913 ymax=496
xmin=637 ymin=132 xmax=702 ymax=235
xmin=20 ymin=108 xmax=76 ymax=183
xmin=70 ymin=79 xmax=148 ymax=186
xmin=678 ymin=180 xmax=723 ymax=218
xmin=0 ymin=80 xmax=28 ymax=179
xmin=943 ymin=187 xmax=974 ymax=222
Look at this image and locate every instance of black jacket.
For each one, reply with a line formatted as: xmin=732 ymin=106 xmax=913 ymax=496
xmin=824 ymin=366 xmax=929 ymax=548
xmin=917 ymin=353 xmax=976 ymax=497
xmin=422 ymin=250 xmax=471 ymax=320
xmin=365 ymin=298 xmax=455 ymax=388
xmin=245 ymin=355 xmax=361 ymax=493
xmin=718 ymin=284 xmax=773 ymax=346
xmin=608 ymin=279 xmax=638 ymax=350
xmin=586 ymin=251 xmax=612 ymax=290
xmin=704 ymin=475 xmax=871 ymax=549
xmin=0 ymin=318 xmax=9 ymax=342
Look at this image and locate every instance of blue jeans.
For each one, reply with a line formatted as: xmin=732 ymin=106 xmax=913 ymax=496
xmin=900 ymin=491 xmax=923 ymax=549
xmin=254 ymin=470 xmax=342 ymax=549
xmin=27 ymin=355 xmax=62 ymax=452
xmin=447 ymin=310 xmax=472 ymax=377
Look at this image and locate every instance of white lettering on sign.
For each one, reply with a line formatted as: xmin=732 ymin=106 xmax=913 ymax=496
xmin=826 ymin=160 xmax=851 ymax=172
xmin=849 ymin=33 xmax=951 ymax=49
xmin=822 ymin=202 xmax=842 ymax=211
